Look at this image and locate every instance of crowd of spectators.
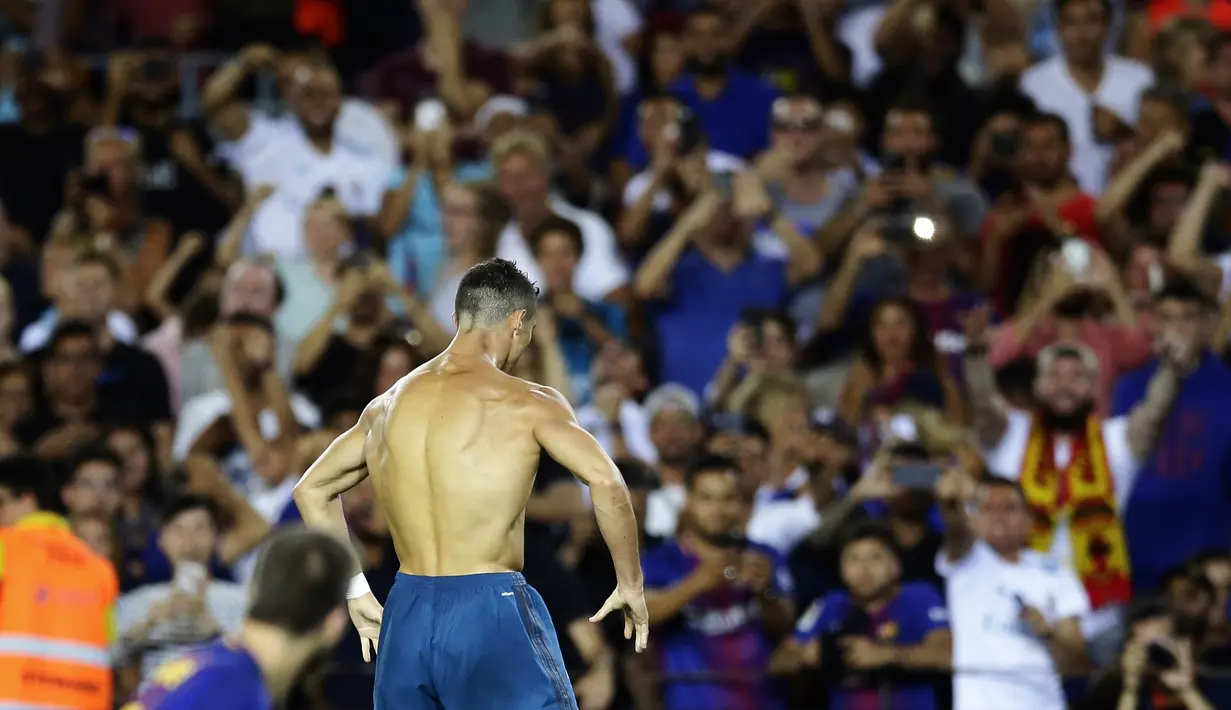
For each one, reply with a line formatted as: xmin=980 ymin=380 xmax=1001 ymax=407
xmin=7 ymin=0 xmax=1231 ymax=708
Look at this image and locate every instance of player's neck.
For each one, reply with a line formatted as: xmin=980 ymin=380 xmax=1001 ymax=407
xmin=447 ymin=330 xmax=504 ymax=367
xmin=239 ymin=621 xmax=317 ymax=701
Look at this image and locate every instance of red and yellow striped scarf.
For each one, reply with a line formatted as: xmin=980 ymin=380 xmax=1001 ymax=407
xmin=1020 ymin=415 xmax=1133 ymax=610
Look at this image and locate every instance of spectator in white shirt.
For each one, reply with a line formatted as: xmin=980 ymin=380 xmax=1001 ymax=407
xmin=1019 ymin=0 xmax=1152 ymax=195
xmin=641 ymin=383 xmax=705 ymax=540
xmin=222 ymin=65 xmax=389 ymax=257
xmin=935 ymin=471 xmax=1090 ymax=710
xmin=20 ymin=240 xmax=137 ymax=353
xmin=492 ymin=130 xmax=629 ymax=300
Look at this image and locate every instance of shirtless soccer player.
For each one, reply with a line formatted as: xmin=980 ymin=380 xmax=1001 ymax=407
xmin=293 ymin=258 xmax=649 ymax=710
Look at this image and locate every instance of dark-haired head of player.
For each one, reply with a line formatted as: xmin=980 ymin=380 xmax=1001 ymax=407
xmin=452 ymin=257 xmax=540 ymax=372
xmin=839 ymin=522 xmax=903 ymax=604
xmin=242 ymin=527 xmax=353 ymax=698
xmin=970 ymin=477 xmax=1031 ymax=558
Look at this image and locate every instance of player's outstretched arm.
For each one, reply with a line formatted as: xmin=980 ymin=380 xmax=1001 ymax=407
xmin=531 ymin=386 xmax=649 ymax=652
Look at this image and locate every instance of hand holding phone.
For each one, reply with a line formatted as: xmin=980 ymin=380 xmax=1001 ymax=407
xmin=889 ymin=462 xmax=945 ymax=489
xmin=414 ymin=99 xmax=447 ymax=132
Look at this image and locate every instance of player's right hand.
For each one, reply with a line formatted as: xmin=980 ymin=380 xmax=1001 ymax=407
xmin=348 ymin=593 xmax=384 ymax=662
xmin=590 ymin=587 xmax=649 ymax=653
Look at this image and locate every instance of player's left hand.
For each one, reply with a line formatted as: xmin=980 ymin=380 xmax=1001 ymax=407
xmin=348 ymin=593 xmax=384 ymax=662
xmin=590 ymin=586 xmax=650 ymax=653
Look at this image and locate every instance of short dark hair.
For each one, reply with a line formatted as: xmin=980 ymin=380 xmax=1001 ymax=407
xmin=1156 ymin=275 xmax=1216 ymax=311
xmin=615 ymin=458 xmax=659 ymax=491
xmin=685 ymin=455 xmax=738 ymax=489
xmin=0 ymin=455 xmax=55 ymax=510
xmin=67 ymin=444 xmax=122 ymax=481
xmin=526 ymin=216 xmax=585 ymax=259
xmin=159 ymin=495 xmax=220 ymax=530
xmin=247 ymin=526 xmax=352 ymax=635
xmin=839 ymin=520 xmax=902 ymax=560
xmin=47 ymin=320 xmax=98 ymax=355
xmin=1024 ymin=112 xmax=1071 ymax=146
xmin=454 ymin=258 xmax=539 ymax=330
xmin=1054 ymin=0 xmax=1111 ymax=20
xmin=976 ymin=475 xmax=1027 ymax=503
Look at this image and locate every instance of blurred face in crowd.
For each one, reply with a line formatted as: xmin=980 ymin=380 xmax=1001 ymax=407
xmin=159 ymin=506 xmax=217 ymax=566
xmin=534 ymin=230 xmax=581 ymax=294
xmin=1124 ymin=244 xmax=1163 ymax=300
xmin=685 ymin=469 xmax=742 ymax=538
xmin=229 ymin=321 xmax=275 ymax=383
xmin=107 ymin=427 xmax=153 ymax=496
xmin=1147 ymin=180 xmax=1190 ymax=236
xmin=497 ymin=149 xmax=551 ymax=218
xmin=64 ymin=459 xmax=120 ymax=518
xmin=129 ymin=47 xmax=180 ymax=115
xmin=757 ymin=391 xmax=810 ymax=451
xmin=973 ymin=483 xmax=1030 ymax=553
xmin=295 ymin=67 xmax=342 ymax=137
xmin=761 ymin=317 xmax=795 ymax=371
xmin=0 ymin=368 xmax=31 ymax=429
xmin=881 ymin=109 xmax=935 ymax=165
xmin=1166 ymin=574 xmax=1214 ymax=635
xmin=871 ymin=301 xmax=916 ymax=367
xmin=684 ymin=10 xmax=728 ymax=76
xmin=1205 ymin=557 xmax=1231 ymax=621
xmin=1155 ymin=295 xmax=1206 ymax=353
xmin=303 ymin=204 xmax=351 ymax=261
xmin=1034 ymin=353 xmax=1095 ymax=425
xmin=64 ymin=261 xmax=116 ymax=324
xmin=1018 ymin=120 xmax=1069 ymax=188
xmin=40 ymin=242 xmax=75 ymax=300
xmin=650 ymin=405 xmax=703 ymax=468
xmin=649 ymin=31 xmax=685 ymax=87
xmin=705 ymin=431 xmax=768 ymax=490
xmin=45 ymin=334 xmax=101 ymax=402
xmin=770 ymin=97 xmax=824 ymax=169
xmin=591 ymin=341 xmax=649 ymax=397
xmin=221 ymin=261 xmax=279 ymax=318
xmin=841 ymin=537 xmax=901 ymax=602
xmin=376 ymin=343 xmax=417 ymax=395
xmin=72 ymin=514 xmax=114 ymax=559
xmin=1057 ymin=0 xmax=1109 ymax=66
xmin=0 ymin=484 xmax=36 ymax=526
xmin=442 ymin=184 xmax=484 ymax=256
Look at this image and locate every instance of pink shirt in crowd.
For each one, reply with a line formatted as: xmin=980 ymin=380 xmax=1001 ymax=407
xmin=988 ymin=316 xmax=1155 ymax=415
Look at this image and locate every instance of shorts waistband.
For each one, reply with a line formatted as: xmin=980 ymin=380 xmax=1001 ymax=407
xmin=393 ymin=571 xmax=526 ymax=590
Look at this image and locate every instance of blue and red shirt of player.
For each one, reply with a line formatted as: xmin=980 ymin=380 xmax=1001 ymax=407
xmin=122 ymin=640 xmax=272 ymax=710
xmin=642 ymin=539 xmax=792 ymax=710
xmin=794 ymin=581 xmax=949 ymax=710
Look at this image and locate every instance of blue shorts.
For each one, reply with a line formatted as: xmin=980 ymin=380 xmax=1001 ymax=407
xmin=374 ymin=571 xmax=579 ymax=710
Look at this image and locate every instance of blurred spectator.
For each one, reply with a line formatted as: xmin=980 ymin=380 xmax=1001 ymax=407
xmin=642 ymin=456 xmax=794 ymax=709
xmin=494 ymin=130 xmax=629 ymax=301
xmin=641 ymin=383 xmax=704 ymax=539
xmin=789 ymin=521 xmax=952 ymax=710
xmin=115 ymin=496 xmax=247 ymax=681
xmin=937 ymin=473 xmax=1090 ymax=710
xmin=1019 ymin=0 xmax=1153 ymax=195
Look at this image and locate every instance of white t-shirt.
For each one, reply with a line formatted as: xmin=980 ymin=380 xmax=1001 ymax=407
xmin=983 ymin=410 xmax=1139 ymax=636
xmin=171 ymin=389 xmax=322 ymax=463
xmin=495 ymin=196 xmax=629 ymax=300
xmin=591 ymin=0 xmax=643 ymax=94
xmin=1019 ymin=55 xmax=1153 ymax=196
xmin=938 ymin=542 xmax=1090 ymax=710
xmin=746 ymin=496 xmax=820 ymax=554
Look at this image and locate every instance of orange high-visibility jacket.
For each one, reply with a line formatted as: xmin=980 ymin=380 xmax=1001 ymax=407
xmin=0 ymin=513 xmax=118 ymax=710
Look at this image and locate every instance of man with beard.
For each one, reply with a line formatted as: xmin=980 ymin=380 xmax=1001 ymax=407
xmin=668 ymin=4 xmax=778 ymax=161
xmin=1112 ymin=280 xmax=1231 ymax=595
xmin=965 ymin=298 xmax=1192 ymax=665
xmin=936 ymin=473 xmax=1089 ymax=710
xmin=640 ymin=384 xmax=705 ymax=540
xmin=123 ymin=527 xmax=352 ymax=710
xmin=792 ymin=522 xmax=951 ymax=710
xmin=980 ymin=112 xmax=1104 ymax=311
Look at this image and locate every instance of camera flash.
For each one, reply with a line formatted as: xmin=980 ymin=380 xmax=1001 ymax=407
xmin=913 ymin=217 xmax=935 ymax=241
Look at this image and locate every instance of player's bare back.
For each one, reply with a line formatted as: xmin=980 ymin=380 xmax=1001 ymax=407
xmin=360 ymin=350 xmax=550 ymax=577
